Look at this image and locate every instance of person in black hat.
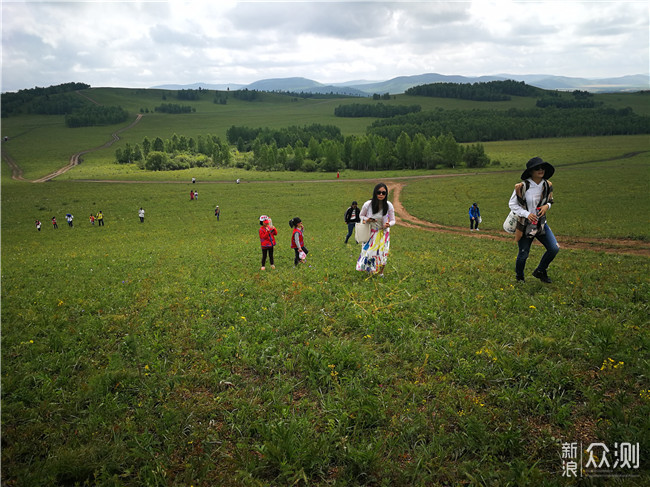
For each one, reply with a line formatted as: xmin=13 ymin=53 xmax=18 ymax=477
xmin=508 ymin=156 xmax=559 ymax=283
xmin=344 ymin=201 xmax=361 ymax=243
xmin=469 ymin=202 xmax=481 ymax=231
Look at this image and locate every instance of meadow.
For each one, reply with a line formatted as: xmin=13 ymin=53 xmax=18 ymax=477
xmin=2 ymin=168 xmax=649 ymax=485
xmin=2 ymin=88 xmax=649 ymax=485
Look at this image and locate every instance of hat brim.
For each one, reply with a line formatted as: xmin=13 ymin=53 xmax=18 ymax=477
xmin=521 ymin=162 xmax=555 ymax=180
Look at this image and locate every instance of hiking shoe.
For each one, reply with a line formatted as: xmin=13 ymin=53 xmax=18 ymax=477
xmin=516 ymin=275 xmax=525 ymax=283
xmin=532 ymin=268 xmax=552 ymax=283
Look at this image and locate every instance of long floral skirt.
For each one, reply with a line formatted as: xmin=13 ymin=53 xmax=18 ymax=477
xmin=356 ymin=227 xmax=390 ymax=273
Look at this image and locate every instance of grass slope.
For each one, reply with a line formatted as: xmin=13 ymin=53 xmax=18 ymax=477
xmin=2 ymin=170 xmax=649 ymax=485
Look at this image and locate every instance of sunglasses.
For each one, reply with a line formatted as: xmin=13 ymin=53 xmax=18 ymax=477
xmin=376 ymin=191 xmax=387 ymax=195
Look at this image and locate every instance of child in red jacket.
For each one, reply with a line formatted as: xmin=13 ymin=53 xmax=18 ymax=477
xmin=289 ymin=217 xmax=308 ymax=266
xmin=259 ymin=215 xmax=277 ymax=270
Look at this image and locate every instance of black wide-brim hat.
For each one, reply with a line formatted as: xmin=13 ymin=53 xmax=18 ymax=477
xmin=521 ymin=156 xmax=555 ymax=180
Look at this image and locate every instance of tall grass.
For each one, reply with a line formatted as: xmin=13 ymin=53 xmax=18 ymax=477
xmin=2 ymin=172 xmax=648 ymax=485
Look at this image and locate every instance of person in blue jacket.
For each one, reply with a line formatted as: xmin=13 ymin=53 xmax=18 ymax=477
xmin=469 ymin=202 xmax=481 ymax=231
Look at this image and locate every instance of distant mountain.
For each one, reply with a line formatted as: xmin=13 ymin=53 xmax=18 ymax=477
xmin=152 ymin=73 xmax=649 ymax=94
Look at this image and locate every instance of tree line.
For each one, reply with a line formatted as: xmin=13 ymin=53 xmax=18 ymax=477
xmin=154 ymin=103 xmax=195 ymax=114
xmin=65 ymin=106 xmax=129 ymax=128
xmin=1 ymin=82 xmax=91 ymax=117
xmin=404 ymin=80 xmax=543 ymax=101
xmin=367 ymin=106 xmax=650 ymax=142
xmin=334 ymin=103 xmax=422 ymax=118
xmin=122 ymin=125 xmax=491 ymax=172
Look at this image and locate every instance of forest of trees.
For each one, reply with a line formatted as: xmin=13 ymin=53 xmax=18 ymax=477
xmin=404 ymin=80 xmax=543 ymax=101
xmin=334 ymin=103 xmax=422 ymax=118
xmin=125 ymin=127 xmax=491 ymax=172
xmin=65 ymin=105 xmax=129 ymax=128
xmin=154 ymin=103 xmax=195 ymax=114
xmin=1 ymin=82 xmax=91 ymax=117
xmin=367 ymin=106 xmax=650 ymax=142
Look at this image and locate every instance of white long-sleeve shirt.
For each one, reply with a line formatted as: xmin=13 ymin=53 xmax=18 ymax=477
xmin=508 ymin=179 xmax=552 ymax=219
xmin=360 ymin=200 xmax=396 ymax=228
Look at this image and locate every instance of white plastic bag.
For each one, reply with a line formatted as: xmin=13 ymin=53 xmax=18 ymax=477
xmin=355 ymin=222 xmax=371 ymax=243
xmin=503 ymin=210 xmax=517 ymax=233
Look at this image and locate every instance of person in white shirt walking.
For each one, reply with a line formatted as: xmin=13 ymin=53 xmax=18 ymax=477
xmin=139 ymin=207 xmax=145 ymax=223
xmin=508 ymin=157 xmax=559 ymax=283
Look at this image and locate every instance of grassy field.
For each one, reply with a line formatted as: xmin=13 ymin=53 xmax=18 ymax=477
xmin=2 ymin=164 xmax=649 ymax=485
xmin=2 ymin=87 xmax=649 ymax=485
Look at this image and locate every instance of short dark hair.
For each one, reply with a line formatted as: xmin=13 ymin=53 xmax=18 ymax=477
xmin=289 ymin=217 xmax=302 ymax=228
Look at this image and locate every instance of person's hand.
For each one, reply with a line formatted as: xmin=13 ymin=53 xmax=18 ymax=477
xmin=527 ymin=212 xmax=538 ymax=224
xmin=383 ymin=222 xmax=390 ymax=229
xmin=537 ymin=204 xmax=549 ymax=217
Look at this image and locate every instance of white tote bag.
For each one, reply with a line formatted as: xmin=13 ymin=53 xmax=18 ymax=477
xmin=503 ymin=210 xmax=517 ymax=233
xmin=355 ymin=222 xmax=371 ymax=243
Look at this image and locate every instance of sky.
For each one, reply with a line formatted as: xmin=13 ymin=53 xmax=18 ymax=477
xmin=1 ymin=0 xmax=648 ymax=93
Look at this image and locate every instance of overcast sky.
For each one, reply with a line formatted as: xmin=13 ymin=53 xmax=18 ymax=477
xmin=1 ymin=0 xmax=648 ymax=92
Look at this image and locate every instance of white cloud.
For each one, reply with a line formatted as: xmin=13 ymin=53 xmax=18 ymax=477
xmin=1 ymin=0 xmax=648 ymax=92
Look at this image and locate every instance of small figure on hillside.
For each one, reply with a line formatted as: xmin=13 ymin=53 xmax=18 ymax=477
xmin=139 ymin=207 xmax=145 ymax=223
xmin=509 ymin=156 xmax=559 ymax=283
xmin=259 ymin=215 xmax=277 ymax=270
xmin=344 ymin=200 xmax=361 ymax=244
xmin=96 ymin=211 xmax=104 ymax=226
xmin=194 ymin=190 xmax=198 ymax=200
xmin=35 ymin=220 xmax=41 ymax=231
xmin=469 ymin=202 xmax=481 ymax=231
xmin=190 ymin=190 xmax=194 ymax=201
xmin=192 ymin=177 xmax=196 ymax=184
xmin=356 ymin=183 xmax=395 ymax=277
xmin=89 ymin=214 xmax=95 ymax=225
xmin=51 ymin=216 xmax=58 ymax=229
xmin=289 ymin=217 xmax=308 ymax=266
xmin=215 ymin=205 xmax=220 ymax=221
xmin=66 ymin=214 xmax=74 ymax=227
xmin=236 ymin=178 xmax=240 ymax=184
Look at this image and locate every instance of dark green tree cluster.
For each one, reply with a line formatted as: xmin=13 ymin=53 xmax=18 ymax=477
xmin=242 ymin=130 xmax=488 ymax=172
xmin=65 ymin=105 xmax=129 ymax=128
xmin=405 ymin=80 xmax=542 ymax=100
xmin=154 ymin=103 xmax=195 ymax=114
xmin=226 ymin=123 xmax=343 ymax=151
xmin=116 ymin=133 xmax=232 ymax=170
xmin=334 ymin=103 xmax=421 ymax=118
xmin=368 ymin=106 xmax=650 ymax=142
xmin=1 ymin=82 xmax=90 ymax=117
xmin=536 ymin=90 xmax=601 ymax=109
xmin=232 ymin=89 xmax=260 ymax=101
xmin=176 ymin=89 xmax=201 ymax=101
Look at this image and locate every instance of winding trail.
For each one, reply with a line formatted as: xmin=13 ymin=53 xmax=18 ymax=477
xmin=2 ymin=107 xmax=648 ymax=256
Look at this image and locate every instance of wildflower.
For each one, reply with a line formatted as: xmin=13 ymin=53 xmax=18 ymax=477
xmin=241 ymin=316 xmax=247 ymax=321
xmin=529 ymin=305 xmax=536 ymax=309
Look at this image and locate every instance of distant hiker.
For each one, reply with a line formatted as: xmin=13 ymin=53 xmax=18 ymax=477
xmin=190 ymin=190 xmax=194 ymax=200
xmin=192 ymin=177 xmax=196 ymax=184
xmin=236 ymin=178 xmax=240 ymax=184
xmin=344 ymin=201 xmax=361 ymax=244
xmin=35 ymin=220 xmax=41 ymax=231
xmin=139 ymin=207 xmax=145 ymax=223
xmin=469 ymin=202 xmax=481 ymax=231
xmin=66 ymin=214 xmax=74 ymax=227
xmin=51 ymin=216 xmax=58 ymax=229
xmin=289 ymin=217 xmax=308 ymax=266
xmin=337 ymin=171 xmax=340 ymax=179
xmin=194 ymin=190 xmax=198 ymax=200
xmin=215 ymin=205 xmax=220 ymax=220
xmin=356 ymin=183 xmax=395 ymax=277
xmin=89 ymin=214 xmax=95 ymax=225
xmin=96 ymin=211 xmax=104 ymax=226
xmin=509 ymin=156 xmax=559 ymax=283
xmin=259 ymin=215 xmax=277 ymax=270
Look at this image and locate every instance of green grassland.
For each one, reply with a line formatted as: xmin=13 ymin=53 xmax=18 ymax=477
xmin=2 ymin=88 xmax=649 ymax=485
xmin=2 ymin=172 xmax=649 ymax=485
xmin=2 ymin=87 xmax=648 ymax=181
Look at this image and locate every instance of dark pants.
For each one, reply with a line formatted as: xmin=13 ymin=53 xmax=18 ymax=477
xmin=470 ymin=217 xmax=479 ymax=229
xmin=98 ymin=219 xmax=104 ymax=226
xmin=345 ymin=223 xmax=355 ymax=243
xmin=262 ymin=247 xmax=274 ymax=267
xmin=516 ymin=224 xmax=559 ymax=278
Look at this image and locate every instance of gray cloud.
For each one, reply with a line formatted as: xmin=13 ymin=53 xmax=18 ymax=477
xmin=1 ymin=1 xmax=647 ymax=92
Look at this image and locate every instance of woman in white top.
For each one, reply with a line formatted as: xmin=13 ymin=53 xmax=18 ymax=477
xmin=356 ymin=183 xmax=396 ymax=276
xmin=508 ymin=156 xmax=559 ymax=283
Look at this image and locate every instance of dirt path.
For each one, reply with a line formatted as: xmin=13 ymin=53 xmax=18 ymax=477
xmin=388 ymin=181 xmax=650 ymax=257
